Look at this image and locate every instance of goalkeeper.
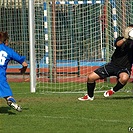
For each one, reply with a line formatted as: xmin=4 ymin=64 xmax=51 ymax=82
xmin=0 ymin=31 xmax=28 ymax=111
xmin=78 ymin=25 xmax=133 ymax=101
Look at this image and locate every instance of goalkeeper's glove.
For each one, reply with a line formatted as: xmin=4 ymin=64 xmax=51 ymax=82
xmin=128 ymin=28 xmax=133 ymax=40
xmin=19 ymin=66 xmax=27 ymax=74
xmin=124 ymin=27 xmax=133 ymax=39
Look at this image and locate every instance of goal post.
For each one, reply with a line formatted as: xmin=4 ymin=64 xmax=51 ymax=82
xmin=29 ymin=0 xmax=36 ymax=93
xmin=30 ymin=0 xmax=133 ymax=93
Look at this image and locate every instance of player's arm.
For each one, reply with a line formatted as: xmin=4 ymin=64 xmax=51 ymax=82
xmin=22 ymin=61 xmax=28 ymax=67
xmin=115 ymin=26 xmax=133 ymax=47
xmin=10 ymin=48 xmax=28 ymax=74
xmin=115 ymin=38 xmax=126 ymax=47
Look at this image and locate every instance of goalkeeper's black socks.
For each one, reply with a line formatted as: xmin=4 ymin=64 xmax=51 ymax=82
xmin=113 ymin=81 xmax=125 ymax=92
xmin=87 ymin=82 xmax=96 ymax=98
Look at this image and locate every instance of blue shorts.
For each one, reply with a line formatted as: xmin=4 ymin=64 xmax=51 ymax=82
xmin=0 ymin=81 xmax=13 ymax=98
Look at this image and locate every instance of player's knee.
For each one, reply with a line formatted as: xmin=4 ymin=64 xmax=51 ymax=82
xmin=87 ymin=72 xmax=100 ymax=82
xmin=119 ymin=75 xmax=129 ymax=84
xmin=87 ymin=75 xmax=95 ymax=82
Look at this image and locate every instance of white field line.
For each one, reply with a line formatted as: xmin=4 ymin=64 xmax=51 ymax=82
xmin=13 ymin=90 xmax=132 ymax=95
xmin=0 ymin=110 xmax=131 ymax=124
xmin=13 ymin=91 xmax=104 ymax=95
xmin=16 ymin=114 xmax=131 ymax=124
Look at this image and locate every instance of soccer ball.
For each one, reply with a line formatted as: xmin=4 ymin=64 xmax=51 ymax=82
xmin=128 ymin=28 xmax=133 ymax=40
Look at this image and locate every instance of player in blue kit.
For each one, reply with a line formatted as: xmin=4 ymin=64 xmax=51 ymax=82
xmin=0 ymin=31 xmax=28 ymax=111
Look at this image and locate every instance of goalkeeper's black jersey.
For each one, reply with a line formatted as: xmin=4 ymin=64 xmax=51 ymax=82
xmin=111 ymin=37 xmax=133 ymax=71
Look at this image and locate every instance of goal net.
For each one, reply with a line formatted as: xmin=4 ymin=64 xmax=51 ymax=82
xmin=0 ymin=0 xmax=132 ymax=93
xmin=35 ymin=0 xmax=133 ymax=93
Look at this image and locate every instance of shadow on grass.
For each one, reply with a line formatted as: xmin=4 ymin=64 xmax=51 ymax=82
xmin=102 ymin=96 xmax=133 ymax=100
xmin=96 ymin=95 xmax=133 ymax=100
xmin=0 ymin=106 xmax=29 ymax=115
xmin=111 ymin=96 xmax=133 ymax=100
xmin=0 ymin=107 xmax=16 ymax=115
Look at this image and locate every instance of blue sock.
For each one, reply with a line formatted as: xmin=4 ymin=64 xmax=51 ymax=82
xmin=7 ymin=97 xmax=16 ymax=103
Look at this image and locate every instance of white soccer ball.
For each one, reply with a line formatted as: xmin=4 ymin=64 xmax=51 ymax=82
xmin=128 ymin=28 xmax=133 ymax=39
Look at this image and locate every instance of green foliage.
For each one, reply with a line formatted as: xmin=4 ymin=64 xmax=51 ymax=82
xmin=0 ymin=82 xmax=132 ymax=133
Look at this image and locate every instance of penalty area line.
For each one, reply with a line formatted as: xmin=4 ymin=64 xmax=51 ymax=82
xmin=20 ymin=114 xmax=130 ymax=124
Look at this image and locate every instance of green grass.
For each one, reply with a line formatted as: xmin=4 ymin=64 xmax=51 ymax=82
xmin=0 ymin=82 xmax=133 ymax=133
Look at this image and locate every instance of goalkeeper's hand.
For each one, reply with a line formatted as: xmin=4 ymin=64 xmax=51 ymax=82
xmin=128 ymin=28 xmax=133 ymax=40
xmin=124 ymin=27 xmax=133 ymax=39
xmin=19 ymin=66 xmax=27 ymax=74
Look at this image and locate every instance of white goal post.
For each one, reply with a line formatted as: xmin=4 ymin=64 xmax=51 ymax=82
xmin=29 ymin=0 xmax=36 ymax=92
xmin=29 ymin=0 xmax=133 ymax=93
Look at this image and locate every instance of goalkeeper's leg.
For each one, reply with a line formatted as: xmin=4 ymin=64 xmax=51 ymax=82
xmin=104 ymin=72 xmax=130 ymax=97
xmin=5 ymin=96 xmax=22 ymax=112
xmin=78 ymin=72 xmax=101 ymax=101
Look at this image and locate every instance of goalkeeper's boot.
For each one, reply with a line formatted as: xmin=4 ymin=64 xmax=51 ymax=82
xmin=78 ymin=94 xmax=94 ymax=101
xmin=7 ymin=97 xmax=22 ymax=112
xmin=104 ymin=88 xmax=115 ymax=97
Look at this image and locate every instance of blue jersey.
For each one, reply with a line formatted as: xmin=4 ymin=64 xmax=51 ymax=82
xmin=0 ymin=43 xmax=26 ymax=97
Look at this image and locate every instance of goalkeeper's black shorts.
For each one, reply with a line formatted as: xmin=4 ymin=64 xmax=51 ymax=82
xmin=94 ymin=62 xmax=131 ymax=79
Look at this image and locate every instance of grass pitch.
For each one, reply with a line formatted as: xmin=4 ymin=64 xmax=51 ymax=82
xmin=0 ymin=82 xmax=133 ymax=133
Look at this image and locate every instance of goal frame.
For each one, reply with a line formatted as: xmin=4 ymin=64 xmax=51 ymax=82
xmin=29 ymin=0 xmax=117 ymax=93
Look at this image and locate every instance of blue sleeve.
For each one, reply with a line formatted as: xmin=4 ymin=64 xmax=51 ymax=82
xmin=10 ymin=48 xmax=26 ymax=64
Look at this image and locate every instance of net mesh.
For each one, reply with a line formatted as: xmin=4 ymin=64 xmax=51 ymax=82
xmin=0 ymin=0 xmax=132 ymax=92
xmin=36 ymin=0 xmax=133 ymax=93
